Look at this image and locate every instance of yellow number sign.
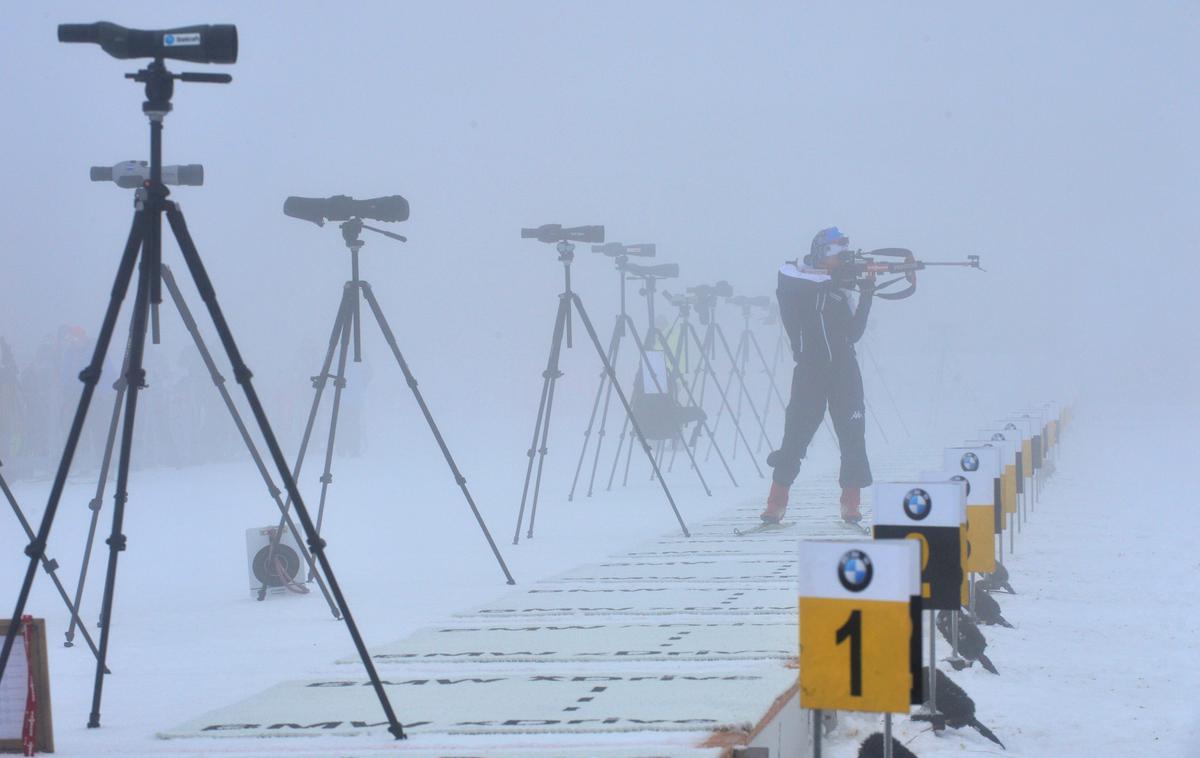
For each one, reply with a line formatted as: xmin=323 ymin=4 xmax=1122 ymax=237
xmin=798 ymin=540 xmax=920 ymax=714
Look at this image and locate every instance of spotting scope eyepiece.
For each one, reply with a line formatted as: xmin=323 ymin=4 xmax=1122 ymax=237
xmin=591 ymin=242 xmax=655 ymax=258
xmin=283 ymin=195 xmax=410 ymax=227
xmin=90 ymin=160 xmax=203 ymax=188
xmin=58 ymin=22 xmax=238 ymax=64
xmin=623 ymin=262 xmax=679 ymax=279
xmin=521 ymin=224 xmax=605 ymax=244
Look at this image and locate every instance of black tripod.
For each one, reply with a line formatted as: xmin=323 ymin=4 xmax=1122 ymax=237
xmin=0 ymin=59 xmax=405 ymax=739
xmin=513 ymin=238 xmax=690 ymax=543
xmin=605 ymin=276 xmax=738 ymax=491
xmin=567 ymin=258 xmax=713 ymax=501
xmin=265 ymin=217 xmax=514 ymax=586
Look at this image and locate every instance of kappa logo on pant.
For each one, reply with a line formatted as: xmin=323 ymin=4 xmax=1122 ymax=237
xmin=850 ymin=410 xmax=864 ymax=421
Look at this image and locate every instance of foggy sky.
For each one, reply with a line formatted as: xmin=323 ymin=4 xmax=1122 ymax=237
xmin=1 ymin=1 xmax=1197 ymax=445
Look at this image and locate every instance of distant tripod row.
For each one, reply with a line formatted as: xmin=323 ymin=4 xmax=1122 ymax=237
xmin=512 ymin=231 xmax=792 ymax=543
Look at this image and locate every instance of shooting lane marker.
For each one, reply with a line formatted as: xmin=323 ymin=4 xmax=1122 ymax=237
xmin=873 ymin=481 xmax=965 ymax=716
xmin=798 ymin=539 xmax=921 ymax=758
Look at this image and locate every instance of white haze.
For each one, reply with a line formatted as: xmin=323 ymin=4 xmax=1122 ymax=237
xmin=0 ymin=3 xmax=1198 ymax=752
xmin=0 ymin=1 xmax=1195 ymax=498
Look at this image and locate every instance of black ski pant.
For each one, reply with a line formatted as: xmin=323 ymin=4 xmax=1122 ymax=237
xmin=769 ymin=353 xmax=872 ymax=489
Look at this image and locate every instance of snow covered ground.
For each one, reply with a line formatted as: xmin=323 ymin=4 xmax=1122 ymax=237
xmin=2 ymin=401 xmax=1197 ymax=756
xmin=822 ymin=403 xmax=1200 ymax=757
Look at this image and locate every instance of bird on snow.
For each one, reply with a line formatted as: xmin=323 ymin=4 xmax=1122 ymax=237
xmin=973 ymin=588 xmax=1015 ymax=628
xmin=976 ymin=562 xmax=1015 ymax=594
xmin=912 ymin=667 xmax=1005 ymax=749
xmin=858 ymin=731 xmax=919 ymax=758
xmin=936 ymin=610 xmax=998 ymax=674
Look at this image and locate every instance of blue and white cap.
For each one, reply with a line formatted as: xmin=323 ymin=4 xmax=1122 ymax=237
xmin=810 ymin=226 xmax=849 ymax=260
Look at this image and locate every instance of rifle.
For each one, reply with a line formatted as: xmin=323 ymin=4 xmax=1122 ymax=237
xmin=829 ymin=248 xmax=983 ymax=300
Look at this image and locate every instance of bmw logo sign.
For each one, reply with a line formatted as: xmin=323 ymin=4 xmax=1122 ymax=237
xmin=991 ymin=432 xmax=1005 ymax=441
xmin=903 ymin=488 xmax=932 ymax=520
xmin=960 ymin=452 xmax=980 ymax=472
xmin=951 ymin=474 xmax=971 ymax=497
xmin=837 ymin=549 xmax=873 ymax=592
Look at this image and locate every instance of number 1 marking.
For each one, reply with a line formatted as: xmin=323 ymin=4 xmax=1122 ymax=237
xmin=836 ymin=609 xmax=862 ymax=696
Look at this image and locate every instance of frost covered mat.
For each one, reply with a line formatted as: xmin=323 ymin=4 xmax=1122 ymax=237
xmin=622 ymin=543 xmax=799 ymax=558
xmin=544 ymin=555 xmax=796 ymax=584
xmin=160 ymin=667 xmax=796 ymax=740
xmin=458 ymin=583 xmax=797 ymax=618
xmin=335 ymin=619 xmax=797 ymax=665
xmin=685 ymin=510 xmax=862 ymax=537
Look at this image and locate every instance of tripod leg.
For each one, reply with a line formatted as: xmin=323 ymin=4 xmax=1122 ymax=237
xmin=749 ymin=331 xmax=785 ymax=453
xmin=312 ymin=290 xmax=355 ymax=539
xmin=711 ymin=325 xmax=769 ymax=475
xmin=731 ymin=334 xmax=751 ymax=458
xmin=631 ymin=322 xmax=717 ymax=493
xmin=359 ymin=283 xmax=515 ymax=584
xmin=571 ymin=295 xmax=690 ymax=536
xmin=586 ymin=333 xmax=623 ymax=497
xmin=621 ymin=425 xmax=635 ymax=487
xmin=704 ymin=357 xmax=740 ymax=462
xmin=65 ymin=341 xmax=128 ymax=648
xmin=0 ymin=213 xmax=142 ymax=698
xmin=89 ymin=241 xmax=156 ymax=728
xmin=652 ymin=440 xmax=665 ymax=476
xmin=569 ymin=319 xmax=620 ymax=501
xmin=0 ymin=466 xmax=103 ymax=664
xmin=702 ymin=328 xmax=738 ymax=454
xmin=527 ymin=302 xmax=569 ymax=541
xmin=514 ymin=295 xmax=568 ymax=545
xmin=166 ymin=203 xmax=406 ymax=739
xmin=605 ymin=413 xmax=631 ymax=491
xmin=160 ymin=265 xmax=340 ymax=616
xmin=675 ymin=323 xmax=739 ymax=486
xmin=264 ymin=288 xmax=352 ymax=598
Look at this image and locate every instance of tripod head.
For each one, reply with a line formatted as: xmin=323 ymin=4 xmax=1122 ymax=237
xmin=121 ymin=59 xmax=231 ymax=119
xmin=521 ymin=223 xmax=605 ymax=266
xmin=339 ymin=218 xmax=408 ymax=249
xmin=684 ymin=281 xmax=733 ymax=325
xmin=59 ymin=24 xmax=237 ymax=349
xmin=283 ymin=195 xmax=410 ymax=256
xmin=661 ymin=289 xmax=694 ymax=316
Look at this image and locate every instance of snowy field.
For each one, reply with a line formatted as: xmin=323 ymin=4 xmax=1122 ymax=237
xmin=2 ymin=401 xmax=1197 ymax=756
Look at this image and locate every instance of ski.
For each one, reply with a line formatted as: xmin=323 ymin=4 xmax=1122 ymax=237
xmin=841 ymin=519 xmax=871 ymax=535
xmin=734 ymin=521 xmax=795 ymax=536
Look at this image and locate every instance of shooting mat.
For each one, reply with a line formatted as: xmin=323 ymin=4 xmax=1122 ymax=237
xmin=335 ymin=619 xmax=797 ymax=665
xmin=160 ymin=666 xmax=796 ymax=740
xmin=457 ymin=583 xmax=797 ymax=619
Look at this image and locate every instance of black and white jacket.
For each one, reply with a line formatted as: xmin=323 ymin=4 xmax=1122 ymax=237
xmin=777 ymin=262 xmax=872 ymax=363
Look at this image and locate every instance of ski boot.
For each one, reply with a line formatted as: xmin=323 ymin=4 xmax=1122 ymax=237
xmin=760 ymin=482 xmax=789 ymax=524
xmin=840 ymin=486 xmax=862 ymax=523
